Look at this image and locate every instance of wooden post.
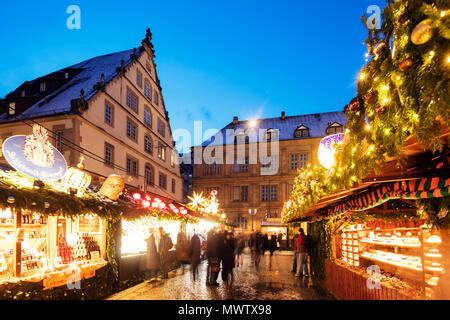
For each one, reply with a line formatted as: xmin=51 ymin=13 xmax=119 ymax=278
xmin=14 ymin=210 xmax=22 ymax=278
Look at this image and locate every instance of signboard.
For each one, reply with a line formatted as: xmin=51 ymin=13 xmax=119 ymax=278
xmin=90 ymin=251 xmax=100 ymax=263
xmin=1 ymin=125 xmax=67 ymax=180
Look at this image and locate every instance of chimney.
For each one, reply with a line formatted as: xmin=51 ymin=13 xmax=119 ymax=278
xmin=281 ymin=111 xmax=286 ymax=119
xmin=233 ymin=116 xmax=238 ymax=124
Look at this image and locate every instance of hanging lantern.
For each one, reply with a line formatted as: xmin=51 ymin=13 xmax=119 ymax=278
xmin=99 ymin=174 xmax=124 ymax=200
xmin=142 ymin=200 xmax=150 ymax=208
xmin=133 ymin=193 xmax=141 ymax=200
xmin=44 ymin=202 xmax=50 ymax=209
xmin=61 ymin=156 xmax=92 ymax=194
xmin=7 ymin=196 xmax=15 ymax=204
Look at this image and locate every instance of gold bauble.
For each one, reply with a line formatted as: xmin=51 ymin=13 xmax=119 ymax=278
xmin=411 ymin=19 xmax=434 ymax=45
xmin=99 ymin=174 xmax=124 ymax=200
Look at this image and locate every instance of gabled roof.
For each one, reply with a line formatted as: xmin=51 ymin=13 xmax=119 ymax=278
xmin=199 ymin=111 xmax=347 ymax=147
xmin=0 ymin=48 xmax=141 ymax=121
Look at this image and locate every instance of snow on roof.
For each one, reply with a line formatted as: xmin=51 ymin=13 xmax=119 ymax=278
xmin=199 ymin=111 xmax=347 ymax=147
xmin=1 ymin=48 xmax=138 ymax=121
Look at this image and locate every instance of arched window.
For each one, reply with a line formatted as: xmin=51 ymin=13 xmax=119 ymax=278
xmin=265 ymin=128 xmax=278 ymax=141
xmin=145 ymin=163 xmax=154 ymax=186
xmin=294 ymin=125 xmax=309 ymax=138
xmin=144 ymin=135 xmax=153 ymax=155
xmin=144 ymin=106 xmax=152 ymax=127
xmin=234 ymin=216 xmax=248 ymax=230
xmin=326 ymin=122 xmax=343 ymax=135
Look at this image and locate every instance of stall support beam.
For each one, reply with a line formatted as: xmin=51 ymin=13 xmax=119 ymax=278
xmin=14 ymin=210 xmax=22 ymax=278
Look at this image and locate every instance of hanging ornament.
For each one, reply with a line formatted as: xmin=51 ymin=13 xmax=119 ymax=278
xmin=7 ymin=196 xmax=15 ymax=204
xmin=61 ymin=156 xmax=92 ymax=195
xmin=389 ymin=33 xmax=396 ymax=59
xmin=99 ymin=174 xmax=125 ymax=200
xmin=399 ymin=58 xmax=413 ymax=71
xmin=44 ymin=202 xmax=50 ymax=209
xmin=373 ymin=42 xmax=386 ymax=56
xmin=411 ymin=19 xmax=434 ymax=45
xmin=348 ymin=97 xmax=362 ymax=112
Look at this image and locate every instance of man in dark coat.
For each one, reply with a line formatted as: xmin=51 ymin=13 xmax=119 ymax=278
xmin=189 ymin=231 xmax=201 ymax=281
xmin=291 ymin=228 xmax=301 ymax=273
xmin=262 ymin=233 xmax=269 ymax=255
xmin=277 ymin=232 xmax=283 ymax=249
xmin=158 ymin=227 xmax=173 ymax=279
xmin=221 ymin=232 xmax=236 ymax=285
xmin=269 ymin=234 xmax=277 ymax=256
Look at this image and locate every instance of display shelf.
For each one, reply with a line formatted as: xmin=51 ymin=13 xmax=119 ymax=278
xmin=360 ymin=238 xmax=421 ymax=248
xmin=360 ymin=252 xmax=422 ymax=272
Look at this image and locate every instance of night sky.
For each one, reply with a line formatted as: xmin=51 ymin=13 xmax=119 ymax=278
xmin=0 ymin=0 xmax=386 ymax=152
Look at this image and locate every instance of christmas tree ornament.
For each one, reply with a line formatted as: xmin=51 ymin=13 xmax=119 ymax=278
xmin=411 ymin=19 xmax=434 ymax=45
xmin=389 ymin=34 xmax=396 ymax=59
xmin=44 ymin=202 xmax=50 ymax=208
xmin=373 ymin=42 xmax=386 ymax=56
xmin=399 ymin=58 xmax=413 ymax=71
xmin=7 ymin=196 xmax=15 ymax=204
xmin=348 ymin=97 xmax=361 ymax=111
xmin=99 ymin=174 xmax=125 ymax=200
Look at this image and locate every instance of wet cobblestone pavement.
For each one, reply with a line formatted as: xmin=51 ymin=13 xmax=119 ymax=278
xmin=107 ymin=250 xmax=335 ymax=300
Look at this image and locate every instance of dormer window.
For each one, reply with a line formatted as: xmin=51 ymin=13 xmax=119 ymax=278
xmin=294 ymin=125 xmax=309 ymax=138
xmin=265 ymin=128 xmax=277 ymax=141
xmin=40 ymin=83 xmax=46 ymax=92
xmin=326 ymin=122 xmax=343 ymax=135
xmin=21 ymin=90 xmax=25 ymax=97
xmin=65 ymin=72 xmax=69 ymax=79
xmin=8 ymin=103 xmax=15 ymax=115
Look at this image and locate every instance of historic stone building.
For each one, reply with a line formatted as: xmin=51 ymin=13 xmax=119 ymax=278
xmin=0 ymin=29 xmax=183 ymax=202
xmin=192 ymin=111 xmax=346 ymax=235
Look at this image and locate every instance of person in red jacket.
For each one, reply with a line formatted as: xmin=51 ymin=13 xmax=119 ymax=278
xmin=295 ymin=228 xmax=309 ymax=277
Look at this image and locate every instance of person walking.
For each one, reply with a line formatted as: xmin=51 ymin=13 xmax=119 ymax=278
xmin=140 ymin=228 xmax=160 ymax=281
xmin=262 ymin=233 xmax=269 ymax=256
xmin=221 ymin=232 xmax=236 ymax=287
xmin=158 ymin=227 xmax=173 ymax=279
xmin=188 ymin=230 xmax=201 ymax=281
xmin=249 ymin=232 xmax=257 ymax=265
xmin=206 ymin=228 xmax=221 ymax=286
xmin=291 ymin=228 xmax=301 ymax=273
xmin=254 ymin=231 xmax=263 ymax=266
xmin=235 ymin=233 xmax=245 ymax=267
xmin=295 ymin=228 xmax=309 ymax=277
xmin=304 ymin=233 xmax=314 ymax=276
xmin=269 ymin=234 xmax=277 ymax=257
xmin=277 ymin=232 xmax=283 ymax=250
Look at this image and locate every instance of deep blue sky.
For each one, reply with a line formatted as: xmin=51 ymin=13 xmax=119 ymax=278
xmin=0 ymin=0 xmax=385 ymax=152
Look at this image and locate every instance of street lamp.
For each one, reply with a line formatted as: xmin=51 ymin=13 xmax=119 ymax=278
xmin=249 ymin=208 xmax=257 ymax=231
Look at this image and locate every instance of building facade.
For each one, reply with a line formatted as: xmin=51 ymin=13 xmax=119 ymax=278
xmin=0 ymin=29 xmax=183 ymax=202
xmin=192 ymin=111 xmax=346 ymax=235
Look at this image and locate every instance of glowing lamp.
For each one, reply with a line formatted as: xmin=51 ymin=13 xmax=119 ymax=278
xmin=61 ymin=156 xmax=92 ymax=194
xmin=133 ymin=193 xmax=141 ymax=200
xmin=159 ymin=203 xmax=166 ymax=209
xmin=142 ymin=200 xmax=150 ymax=208
xmin=145 ymin=195 xmax=151 ymax=201
xmin=7 ymin=196 xmax=15 ymax=204
xmin=174 ymin=209 xmax=179 ymax=214
xmin=152 ymin=202 xmax=158 ymax=208
xmin=426 ymin=235 xmax=442 ymax=244
xmin=318 ymin=133 xmax=344 ymax=169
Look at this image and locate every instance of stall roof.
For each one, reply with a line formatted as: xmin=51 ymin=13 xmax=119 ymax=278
xmin=289 ymin=132 xmax=450 ymax=223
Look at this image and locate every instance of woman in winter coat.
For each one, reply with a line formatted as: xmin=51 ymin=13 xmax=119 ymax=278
xmin=221 ymin=232 xmax=236 ymax=286
xmin=141 ymin=228 xmax=160 ymax=280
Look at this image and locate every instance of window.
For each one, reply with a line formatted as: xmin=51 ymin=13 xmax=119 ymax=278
xmin=105 ymin=102 xmax=113 ymax=125
xmin=137 ymin=70 xmax=142 ymax=87
xmin=40 ymin=83 xmax=46 ymax=92
xmin=55 ymin=130 xmax=64 ymax=152
xmin=144 ymin=135 xmax=153 ymax=154
xmin=261 ymin=185 xmax=277 ymax=201
xmin=291 ymin=153 xmax=308 ymax=170
xmin=235 ymin=216 xmax=248 ymax=230
xmin=232 ymin=187 xmax=240 ymax=202
xmin=126 ymin=157 xmax=138 ymax=177
xmin=126 ymin=119 xmax=138 ymax=141
xmin=157 ymin=118 xmax=165 ymax=137
xmin=21 ymin=90 xmax=25 ymax=97
xmin=159 ymin=173 xmax=167 ymax=189
xmin=126 ymin=89 xmax=138 ymax=112
xmin=154 ymin=90 xmax=159 ymax=105
xmin=144 ymin=107 xmax=152 ymax=127
xmin=261 ymin=155 xmax=279 ymax=174
xmin=105 ymin=143 xmax=114 ymax=167
xmin=241 ymin=186 xmax=248 ymax=202
xmin=205 ymin=163 xmax=220 ymax=175
xmin=326 ymin=123 xmax=344 ymax=135
xmin=157 ymin=143 xmax=166 ymax=161
xmin=265 ymin=129 xmax=277 ymax=141
xmin=171 ymin=178 xmax=176 ymax=193
xmin=8 ymin=103 xmax=15 ymax=116
xmin=144 ymin=80 xmax=151 ymax=99
xmin=205 ymin=187 xmax=219 ymax=195
xmin=145 ymin=164 xmax=154 ymax=186
xmin=294 ymin=125 xmax=309 ymax=138
xmin=234 ymin=157 xmax=248 ymax=173
xmin=170 ymin=152 xmax=174 ymax=167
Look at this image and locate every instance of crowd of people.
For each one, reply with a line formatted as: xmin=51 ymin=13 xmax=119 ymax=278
xmin=139 ymin=225 xmax=314 ymax=285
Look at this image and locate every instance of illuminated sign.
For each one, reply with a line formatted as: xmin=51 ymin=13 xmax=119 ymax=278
xmin=318 ymin=133 xmax=344 ymax=169
xmin=2 ymin=125 xmax=67 ymax=180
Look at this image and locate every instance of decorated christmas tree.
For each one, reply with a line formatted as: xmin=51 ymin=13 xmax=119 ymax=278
xmin=282 ymin=0 xmax=449 ymax=223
